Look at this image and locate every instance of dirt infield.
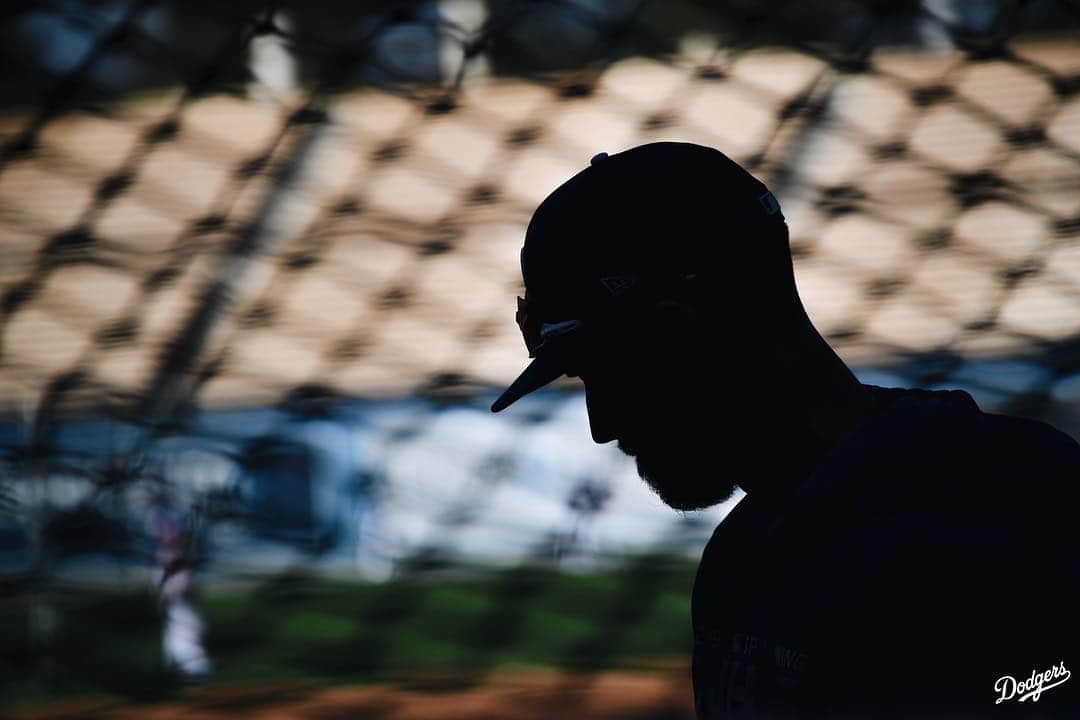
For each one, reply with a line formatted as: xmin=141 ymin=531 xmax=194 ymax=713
xmin=11 ymin=666 xmax=695 ymax=720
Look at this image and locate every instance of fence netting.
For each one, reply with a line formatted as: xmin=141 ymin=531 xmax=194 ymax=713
xmin=0 ymin=0 xmax=1078 ymax=583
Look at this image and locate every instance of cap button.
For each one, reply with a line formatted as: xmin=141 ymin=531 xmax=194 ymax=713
xmin=590 ymin=152 xmax=608 ymax=166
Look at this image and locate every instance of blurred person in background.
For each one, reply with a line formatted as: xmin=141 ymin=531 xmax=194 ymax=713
xmin=490 ymin=142 xmax=1080 ymax=718
xmin=147 ymin=488 xmax=211 ymax=680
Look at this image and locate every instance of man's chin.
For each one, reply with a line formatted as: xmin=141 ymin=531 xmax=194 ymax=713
xmin=652 ymin=484 xmax=736 ymax=511
xmin=636 ymin=456 xmax=736 ymax=511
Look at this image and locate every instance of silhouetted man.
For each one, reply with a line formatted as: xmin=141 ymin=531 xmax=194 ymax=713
xmin=490 ymin=142 xmax=1080 ymax=718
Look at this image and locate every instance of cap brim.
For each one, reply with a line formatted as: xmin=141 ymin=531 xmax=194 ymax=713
xmin=490 ymin=352 xmax=566 ymax=412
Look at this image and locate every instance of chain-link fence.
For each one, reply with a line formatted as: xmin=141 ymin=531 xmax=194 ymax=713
xmin=0 ymin=0 xmax=1078 ymax=709
xmin=2 ymin=0 xmax=1080 ymax=568
xmin=2 ymin=0 xmax=1080 ymax=571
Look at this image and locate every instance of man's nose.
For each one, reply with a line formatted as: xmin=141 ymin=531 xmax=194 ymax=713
xmin=584 ymin=380 xmax=620 ymax=444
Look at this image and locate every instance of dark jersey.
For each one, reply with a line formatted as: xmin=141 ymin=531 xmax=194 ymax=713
xmin=692 ymin=384 xmax=1080 ymax=718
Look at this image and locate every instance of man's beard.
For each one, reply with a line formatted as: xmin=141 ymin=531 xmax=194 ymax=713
xmin=615 ymin=399 xmax=829 ymax=512
xmin=617 ymin=427 xmax=739 ymax=511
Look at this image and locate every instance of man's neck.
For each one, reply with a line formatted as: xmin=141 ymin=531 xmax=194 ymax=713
xmin=736 ymin=333 xmax=881 ymax=499
xmin=781 ymin=325 xmax=881 ymax=450
xmin=805 ymin=364 xmax=880 ymax=450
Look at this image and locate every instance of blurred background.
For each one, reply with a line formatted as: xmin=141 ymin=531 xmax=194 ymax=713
xmin=0 ymin=1 xmax=1078 ymax=717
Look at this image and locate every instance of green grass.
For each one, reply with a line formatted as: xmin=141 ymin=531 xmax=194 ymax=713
xmin=0 ymin=555 xmax=697 ymax=707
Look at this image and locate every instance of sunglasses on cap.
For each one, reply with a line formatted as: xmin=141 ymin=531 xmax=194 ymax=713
xmin=491 ymin=272 xmax=698 ymax=413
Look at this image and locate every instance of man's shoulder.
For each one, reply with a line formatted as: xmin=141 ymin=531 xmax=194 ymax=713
xmin=697 ymin=383 xmax=1080 ymax=576
xmin=815 ymin=384 xmax=1079 ymax=508
xmin=695 ymin=383 xmax=1080 ymax=598
xmin=786 ymin=385 xmax=1080 ymax=619
xmin=691 ymin=386 xmax=1080 ymax=715
xmin=863 ymin=382 xmax=1080 ymax=455
xmin=792 ymin=387 xmax=1080 ymax=711
xmin=978 ymin=405 xmax=1080 ymax=473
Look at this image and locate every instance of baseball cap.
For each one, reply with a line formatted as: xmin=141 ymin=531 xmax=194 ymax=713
xmin=489 ymin=141 xmax=785 ymax=414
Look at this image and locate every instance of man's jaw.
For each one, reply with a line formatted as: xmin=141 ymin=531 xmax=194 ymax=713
xmin=617 ymin=434 xmax=738 ymax=511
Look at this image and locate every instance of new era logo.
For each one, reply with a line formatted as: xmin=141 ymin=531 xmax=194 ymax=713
xmin=600 ymin=274 xmax=636 ymax=296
